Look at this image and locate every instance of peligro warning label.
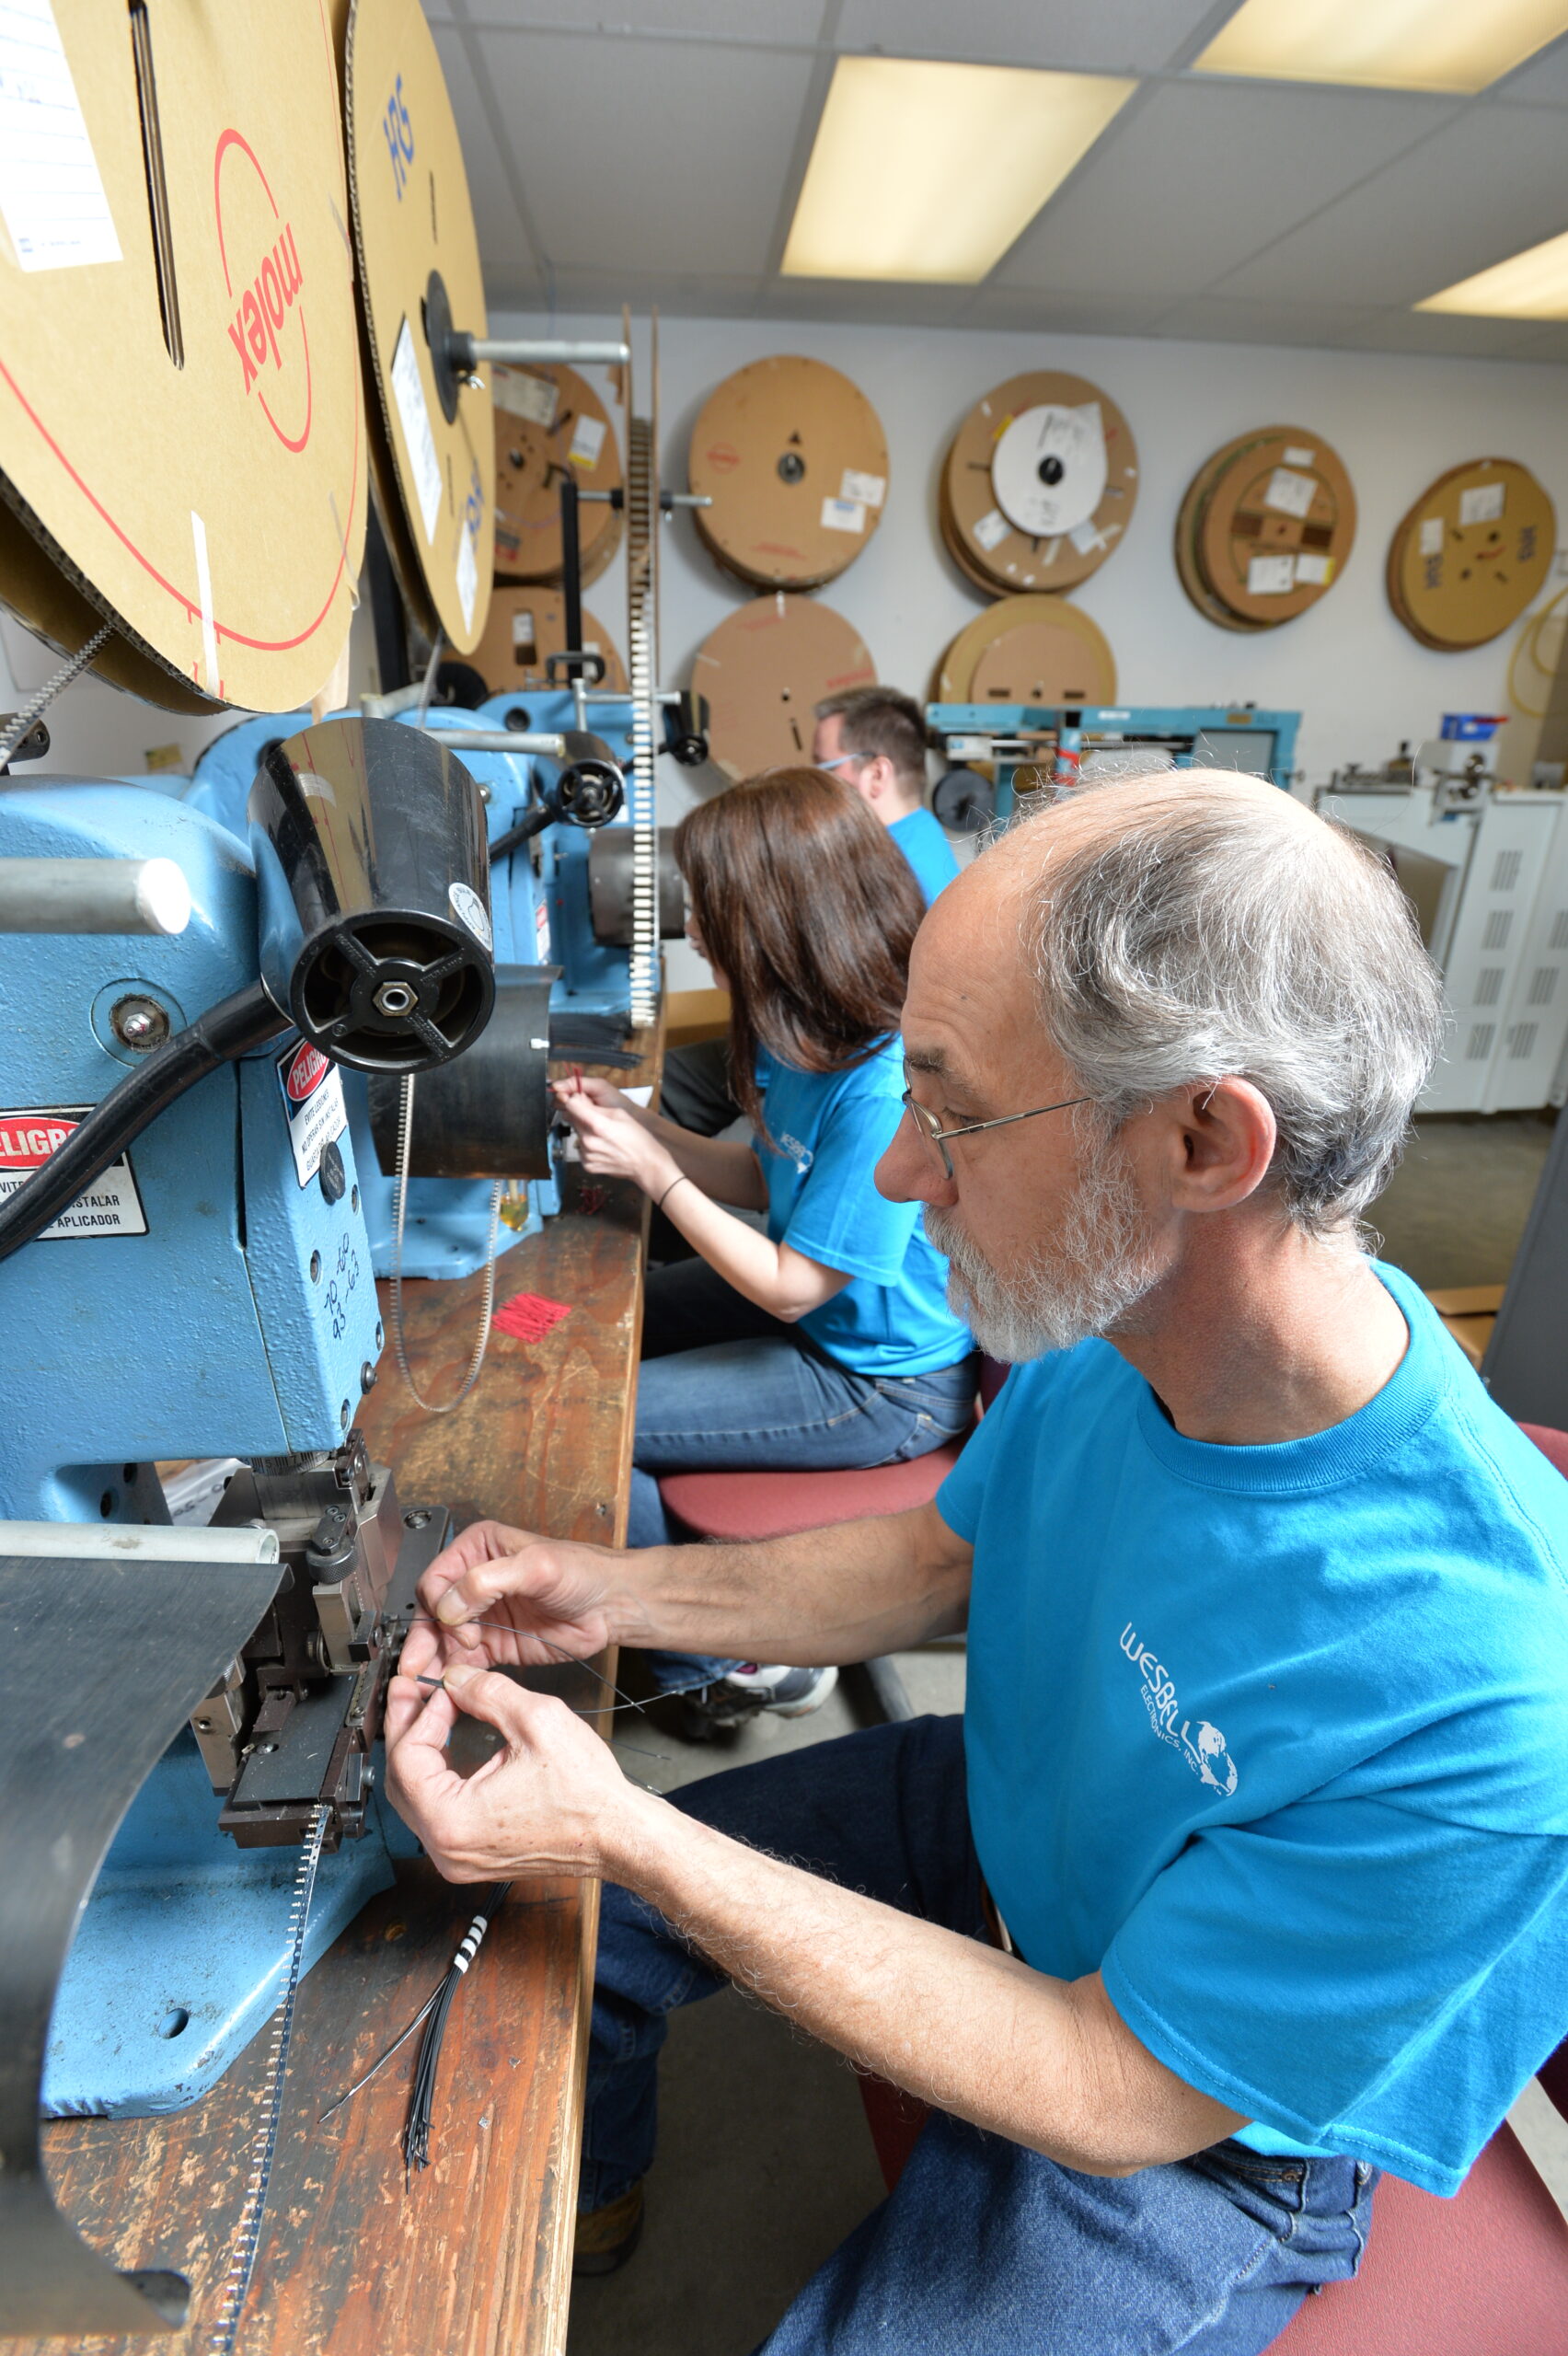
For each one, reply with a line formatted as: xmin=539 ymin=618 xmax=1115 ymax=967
xmin=0 ymin=1106 xmax=147 ymax=1237
xmin=276 ymin=1039 xmax=347 ymax=1187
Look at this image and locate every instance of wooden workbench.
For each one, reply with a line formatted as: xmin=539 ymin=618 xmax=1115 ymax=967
xmin=25 ymin=1044 xmax=655 ymax=2356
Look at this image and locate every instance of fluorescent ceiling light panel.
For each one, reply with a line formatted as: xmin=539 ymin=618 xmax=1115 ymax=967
xmin=1193 ymin=0 xmax=1568 ymax=93
xmin=1417 ymin=227 xmax=1568 ymax=317
xmin=781 ymin=58 xmax=1136 ymax=283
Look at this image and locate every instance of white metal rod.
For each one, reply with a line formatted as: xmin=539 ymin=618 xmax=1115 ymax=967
xmin=0 ymin=856 xmax=190 ymax=935
xmin=469 ymin=339 xmax=630 ymax=365
xmin=418 ymin=730 xmax=568 ymax=756
xmin=0 ymin=1519 xmax=280 ymax=1563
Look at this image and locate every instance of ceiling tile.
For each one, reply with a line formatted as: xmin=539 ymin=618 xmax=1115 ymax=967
xmin=993 ymin=80 xmax=1457 ymax=298
xmin=1508 ymin=319 xmax=1568 ymax=360
xmin=432 ymin=27 xmax=541 ymax=298
xmin=1155 ymin=294 xmax=1389 ymax=346
xmin=476 ymin=30 xmax=814 ymax=274
xmin=1214 ymin=101 xmax=1568 ymax=309
xmin=543 ymin=268 xmax=766 ymax=319
xmin=460 ymin=1 xmax=813 ymax=38
xmin=1490 ymin=33 xmax=1568 ymax=101
xmin=1335 ymin=307 xmax=1562 ymax=357
xmin=757 ymin=278 xmax=974 ymax=327
xmin=963 ymin=284 xmax=1178 ymax=335
xmin=836 ymin=0 xmax=1226 ymax=74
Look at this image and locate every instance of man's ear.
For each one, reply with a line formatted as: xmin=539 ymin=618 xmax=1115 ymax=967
xmin=1163 ymin=1079 xmax=1277 ymax=1214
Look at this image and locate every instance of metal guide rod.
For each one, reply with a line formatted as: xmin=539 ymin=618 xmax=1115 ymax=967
xmin=0 ymin=1519 xmax=278 ymax=1563
xmin=410 ymin=730 xmax=568 ymax=756
xmin=0 ymin=856 xmax=190 ymax=937
xmin=456 ymin=337 xmax=630 ymax=365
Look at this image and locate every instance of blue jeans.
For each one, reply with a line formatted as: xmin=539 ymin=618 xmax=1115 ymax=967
xmin=583 ymin=1715 xmax=1377 ymax=2356
xmin=629 ymin=1260 xmax=974 ymax=1692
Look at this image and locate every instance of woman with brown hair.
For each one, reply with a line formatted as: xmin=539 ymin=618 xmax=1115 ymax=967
xmin=555 ymin=769 xmax=974 ymax=1731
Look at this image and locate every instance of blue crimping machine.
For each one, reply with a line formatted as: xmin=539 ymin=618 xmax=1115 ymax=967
xmin=926 ymin=703 xmax=1302 ymax=828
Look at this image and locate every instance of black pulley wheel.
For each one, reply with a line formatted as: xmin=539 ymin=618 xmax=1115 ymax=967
xmin=931 ymin=768 xmax=995 ymax=835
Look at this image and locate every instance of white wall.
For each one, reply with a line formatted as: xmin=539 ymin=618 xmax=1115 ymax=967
xmin=489 ymin=307 xmax=1568 ymax=987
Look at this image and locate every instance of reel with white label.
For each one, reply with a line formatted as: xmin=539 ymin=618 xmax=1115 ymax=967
xmin=991 ymin=404 xmax=1110 ymax=541
xmin=941 ymin=372 xmax=1137 ymax=597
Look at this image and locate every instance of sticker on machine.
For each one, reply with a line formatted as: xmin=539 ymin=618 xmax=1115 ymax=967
xmin=0 ymin=1107 xmax=147 ymax=1237
xmin=275 ymin=1042 xmax=347 ymax=1189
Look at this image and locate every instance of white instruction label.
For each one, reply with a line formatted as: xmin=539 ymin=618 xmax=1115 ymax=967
xmin=1420 ymin=517 xmax=1445 ymax=557
xmin=513 ymin=607 xmax=536 ymax=656
xmin=1283 ymin=446 xmax=1315 ymax=468
xmin=840 ymin=468 xmax=885 ymax=508
xmin=569 ymin=413 xmax=606 ymax=470
xmin=492 ymin=365 xmax=558 ymax=429
xmin=1459 ymin=481 xmax=1505 ymax=526
xmin=456 ymin=525 xmax=478 ymax=633
xmin=973 ymin=507 xmax=1010 ymax=551
xmin=0 ymin=1105 xmax=146 ymax=1236
xmin=1262 ymin=467 xmax=1316 ymax=520
xmin=448 ymin=880 xmax=492 ymax=951
xmin=0 ymin=0 xmax=121 ymax=271
xmin=1068 ymin=519 xmax=1109 ymax=555
xmin=1247 ymin=553 xmax=1296 ymax=596
xmin=390 ymin=316 xmax=443 ymax=543
xmin=1293 ymin=551 xmax=1332 ymax=586
xmin=821 ymin=495 xmax=864 ymax=534
xmin=275 ymin=1044 xmax=347 ymax=1190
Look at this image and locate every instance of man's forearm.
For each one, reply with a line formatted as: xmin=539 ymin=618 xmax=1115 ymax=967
xmin=612 ymin=1503 xmax=972 ymax=1664
xmin=607 ymin=1797 xmax=1241 ymax=2175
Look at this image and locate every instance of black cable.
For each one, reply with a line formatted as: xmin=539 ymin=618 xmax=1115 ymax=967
xmin=403 ymin=1882 xmax=511 ymax=2185
xmin=0 ymin=978 xmax=288 ymax=1264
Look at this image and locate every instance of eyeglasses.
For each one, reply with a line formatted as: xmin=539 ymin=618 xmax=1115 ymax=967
xmin=818 ymin=750 xmax=868 ymax=772
xmin=900 ymin=1087 xmax=1092 ymax=1182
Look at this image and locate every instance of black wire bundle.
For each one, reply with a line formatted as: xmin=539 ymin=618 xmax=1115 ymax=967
xmin=403 ymin=1882 xmax=511 ymax=2184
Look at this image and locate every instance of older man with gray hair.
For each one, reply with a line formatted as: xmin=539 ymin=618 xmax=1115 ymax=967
xmin=386 ymin=772 xmax=1568 ymax=2354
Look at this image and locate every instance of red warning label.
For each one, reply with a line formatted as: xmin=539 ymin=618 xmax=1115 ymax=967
xmin=275 ymin=1041 xmax=346 ymax=1187
xmin=0 ymin=1107 xmax=148 ymax=1238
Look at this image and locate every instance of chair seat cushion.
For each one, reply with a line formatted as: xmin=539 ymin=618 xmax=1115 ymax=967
xmin=660 ymin=1434 xmax=968 ymax=1543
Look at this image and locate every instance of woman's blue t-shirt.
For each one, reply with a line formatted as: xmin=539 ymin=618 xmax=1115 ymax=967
xmin=938 ymin=1261 xmax=1568 ymax=2198
xmin=756 ymin=1041 xmax=970 ymax=1379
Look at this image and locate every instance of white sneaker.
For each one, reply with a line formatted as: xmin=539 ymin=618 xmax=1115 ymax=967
xmin=721 ymin=1662 xmax=839 ymax=1718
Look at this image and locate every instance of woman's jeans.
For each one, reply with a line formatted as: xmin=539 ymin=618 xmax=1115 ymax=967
xmin=583 ymin=1715 xmax=1378 ymax=2356
xmin=629 ymin=1260 xmax=974 ymax=1692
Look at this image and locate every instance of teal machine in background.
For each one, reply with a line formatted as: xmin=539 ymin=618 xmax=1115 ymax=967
xmin=926 ymin=704 xmax=1303 ymax=830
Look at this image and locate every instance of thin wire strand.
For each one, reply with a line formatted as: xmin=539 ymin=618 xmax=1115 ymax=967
xmin=405 ymin=1611 xmax=720 ymax=1711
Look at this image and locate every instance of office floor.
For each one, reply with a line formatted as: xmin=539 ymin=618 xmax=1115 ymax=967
xmin=569 ymin=1112 xmax=1562 ymax=2356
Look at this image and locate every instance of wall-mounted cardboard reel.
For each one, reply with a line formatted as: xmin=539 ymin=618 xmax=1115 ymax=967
xmin=0 ymin=1 xmax=364 ymax=710
xmin=1193 ymin=429 xmax=1355 ymax=629
xmin=471 ymin=586 xmax=628 ymax=696
xmin=1387 ymin=459 xmax=1555 ymax=651
xmin=935 ymin=596 xmax=1117 ymax=706
xmin=345 ymin=0 xmax=494 ymax=654
xmin=1173 ymin=434 xmax=1269 ymax=635
xmin=492 ymin=364 xmax=624 ymax=585
xmin=687 ymin=358 xmax=888 ymax=590
xmin=691 ymin=595 xmax=875 ymax=783
xmin=366 ymin=966 xmax=555 ymax=1179
xmin=941 ymin=373 xmax=1138 ymax=597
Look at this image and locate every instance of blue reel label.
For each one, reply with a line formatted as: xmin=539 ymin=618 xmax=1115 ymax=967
xmin=0 ymin=1107 xmax=147 ymax=1238
xmin=275 ymin=1043 xmax=347 ymax=1188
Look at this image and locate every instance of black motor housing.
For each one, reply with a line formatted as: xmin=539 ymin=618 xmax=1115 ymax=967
xmin=366 ymin=965 xmax=558 ymax=1179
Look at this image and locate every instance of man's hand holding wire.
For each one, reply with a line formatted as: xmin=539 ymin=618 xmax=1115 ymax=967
xmin=402 ymin=1517 xmax=628 ymax=1685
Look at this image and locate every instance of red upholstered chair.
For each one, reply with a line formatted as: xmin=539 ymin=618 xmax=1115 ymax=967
xmin=860 ymin=1424 xmax=1568 ymax=2351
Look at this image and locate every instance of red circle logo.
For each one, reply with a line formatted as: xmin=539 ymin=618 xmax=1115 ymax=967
xmin=286 ymin=1044 xmax=328 ymax=1102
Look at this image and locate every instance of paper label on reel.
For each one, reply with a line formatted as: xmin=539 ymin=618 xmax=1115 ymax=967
xmin=0 ymin=1107 xmax=146 ymax=1236
xmin=569 ymin=415 xmax=606 ymax=470
xmin=274 ymin=1044 xmax=347 ymax=1190
xmin=1247 ymin=554 xmax=1296 ymax=596
xmin=0 ymin=0 xmax=121 ymax=272
xmin=493 ymin=365 xmax=558 ymax=429
xmin=1459 ymin=481 xmax=1505 ymax=526
xmin=390 ymin=316 xmax=443 ymax=543
xmin=821 ymin=496 xmax=865 ymax=534
xmin=1069 ymin=520 xmax=1109 ymax=556
xmin=974 ymin=507 xmax=1010 ymax=552
xmin=1293 ymin=551 xmax=1332 ymax=586
xmin=1284 ymin=446 xmax=1315 ymax=468
xmin=992 ymin=402 xmax=1107 ymax=538
xmin=1263 ymin=468 xmax=1316 ymax=521
xmin=1420 ymin=517 xmax=1445 ymax=557
xmin=456 ymin=525 xmax=478 ymax=633
xmin=840 ymin=468 xmax=885 ymax=508
xmin=512 ymin=607 xmax=536 ymax=655
xmin=449 ymin=881 xmax=492 ymax=952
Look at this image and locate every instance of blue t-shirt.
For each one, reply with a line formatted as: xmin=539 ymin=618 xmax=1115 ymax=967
xmin=936 ymin=1261 xmax=1568 ymax=2197
xmin=890 ymin=808 xmax=960 ymax=905
xmin=757 ymin=1042 xmax=970 ymax=1379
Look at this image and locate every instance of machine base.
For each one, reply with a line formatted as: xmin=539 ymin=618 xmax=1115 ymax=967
xmin=40 ymin=1732 xmax=412 ymax=2119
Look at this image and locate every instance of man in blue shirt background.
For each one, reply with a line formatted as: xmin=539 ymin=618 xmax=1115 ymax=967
xmin=387 ymin=770 xmax=1568 ymax=2353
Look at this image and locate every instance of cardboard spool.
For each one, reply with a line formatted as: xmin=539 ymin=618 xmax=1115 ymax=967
xmin=1192 ymin=428 xmax=1355 ymax=629
xmin=1173 ymin=434 xmax=1268 ymax=636
xmin=691 ymin=595 xmax=875 ymax=783
xmin=1387 ymin=459 xmax=1555 ymax=652
xmin=0 ymin=0 xmax=364 ymax=712
xmin=491 ymin=364 xmax=624 ymax=586
xmin=935 ymin=596 xmax=1117 ymax=708
xmin=688 ymin=358 xmax=888 ymax=591
xmin=471 ymin=585 xmax=627 ymax=697
xmin=346 ymin=0 xmax=494 ymax=654
xmin=941 ymin=373 xmax=1137 ymax=598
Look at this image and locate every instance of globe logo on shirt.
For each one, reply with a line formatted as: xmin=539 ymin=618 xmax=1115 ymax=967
xmin=778 ymin=1131 xmax=814 ymax=1175
xmin=1188 ymin=1722 xmax=1239 ymax=1798
xmin=1119 ymin=1623 xmax=1239 ymax=1799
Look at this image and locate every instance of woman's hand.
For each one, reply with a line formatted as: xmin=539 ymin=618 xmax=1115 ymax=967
xmin=554 ymin=1075 xmax=678 ymax=1198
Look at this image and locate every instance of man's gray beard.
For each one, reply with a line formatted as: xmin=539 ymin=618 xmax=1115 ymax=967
xmin=924 ymin=1133 xmax=1166 ymax=1361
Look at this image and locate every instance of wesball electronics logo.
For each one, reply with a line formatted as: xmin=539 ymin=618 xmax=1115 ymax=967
xmin=215 ymin=129 xmax=311 ymax=455
xmin=283 ymin=1042 xmax=329 ymax=1104
xmin=1119 ymin=1623 xmax=1239 ymax=1798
